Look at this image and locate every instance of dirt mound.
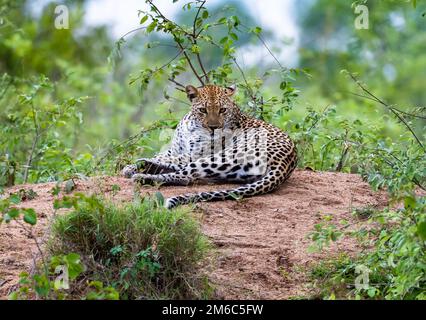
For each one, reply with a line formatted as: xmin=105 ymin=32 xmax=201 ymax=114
xmin=0 ymin=170 xmax=389 ymax=299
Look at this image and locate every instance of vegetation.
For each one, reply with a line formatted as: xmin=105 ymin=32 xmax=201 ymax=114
xmin=0 ymin=0 xmax=425 ymax=300
xmin=1 ymin=191 xmax=210 ymax=299
xmin=309 ymin=195 xmax=425 ymax=300
xmin=50 ymin=193 xmax=210 ymax=299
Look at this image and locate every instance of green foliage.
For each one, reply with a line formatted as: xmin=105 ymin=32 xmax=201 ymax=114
xmin=1 ymin=191 xmax=118 ymax=300
xmin=49 ymin=193 xmax=211 ymax=299
xmin=0 ymin=191 xmax=38 ymax=225
xmin=125 ymin=0 xmax=304 ymax=124
xmin=9 ymin=252 xmax=119 ymax=300
xmin=309 ymin=195 xmax=426 ymax=300
xmin=1 ymin=0 xmax=425 ymax=301
xmin=0 ymin=74 xmax=89 ymax=185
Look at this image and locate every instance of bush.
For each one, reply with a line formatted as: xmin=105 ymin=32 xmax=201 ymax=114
xmin=49 ymin=194 xmax=211 ymax=299
xmin=309 ymin=195 xmax=426 ymax=300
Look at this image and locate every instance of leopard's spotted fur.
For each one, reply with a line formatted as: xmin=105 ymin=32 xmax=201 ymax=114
xmin=122 ymin=84 xmax=297 ymax=209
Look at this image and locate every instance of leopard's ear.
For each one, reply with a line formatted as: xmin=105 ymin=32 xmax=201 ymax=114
xmin=185 ymin=85 xmax=199 ymax=102
xmin=225 ymin=84 xmax=236 ymax=97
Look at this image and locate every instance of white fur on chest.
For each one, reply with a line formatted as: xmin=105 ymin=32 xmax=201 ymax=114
xmin=171 ymin=117 xmax=241 ymax=158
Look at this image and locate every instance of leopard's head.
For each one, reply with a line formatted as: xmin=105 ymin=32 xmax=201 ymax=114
xmin=186 ymin=84 xmax=242 ymax=131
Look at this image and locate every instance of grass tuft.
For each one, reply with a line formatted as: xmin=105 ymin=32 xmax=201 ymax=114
xmin=49 ymin=195 xmax=212 ymax=299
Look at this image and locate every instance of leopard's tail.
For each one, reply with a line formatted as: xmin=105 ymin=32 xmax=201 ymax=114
xmin=164 ymin=167 xmax=294 ymax=209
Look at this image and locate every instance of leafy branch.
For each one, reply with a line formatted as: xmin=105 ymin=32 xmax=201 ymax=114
xmin=348 ymin=72 xmax=425 ymax=152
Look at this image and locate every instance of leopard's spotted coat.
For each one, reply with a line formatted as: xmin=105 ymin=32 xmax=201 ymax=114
xmin=122 ymin=84 xmax=297 ymax=209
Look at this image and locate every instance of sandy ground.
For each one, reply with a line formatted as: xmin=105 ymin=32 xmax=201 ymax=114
xmin=0 ymin=170 xmax=389 ymax=299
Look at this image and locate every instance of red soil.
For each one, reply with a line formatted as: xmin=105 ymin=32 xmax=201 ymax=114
xmin=0 ymin=170 xmax=389 ymax=299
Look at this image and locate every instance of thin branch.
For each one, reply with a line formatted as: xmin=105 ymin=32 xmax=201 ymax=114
xmin=168 ymin=77 xmax=186 ymax=91
xmin=194 ymin=44 xmax=209 ymax=83
xmin=118 ymin=26 xmax=147 ymax=40
xmin=23 ymin=102 xmax=40 ymax=183
xmin=336 ymin=131 xmax=350 ymax=172
xmin=145 ymin=0 xmax=204 ymax=85
xmin=0 ymin=77 xmax=12 ymax=101
xmin=192 ymin=0 xmax=206 ymax=35
xmin=349 ymin=73 xmax=425 ymax=152
xmin=165 ymin=95 xmax=191 ymax=106
xmin=15 ymin=220 xmax=51 ymax=294
xmin=95 ymin=122 xmax=164 ymax=168
xmin=192 ymin=0 xmax=210 ymax=83
xmin=349 ymin=91 xmax=426 ymax=120
xmin=156 ymin=46 xmax=186 ymax=71
xmin=392 ymin=106 xmax=426 ymax=120
xmin=240 ymin=23 xmax=284 ymax=70
xmin=209 ymin=39 xmax=256 ymax=103
xmin=175 ymin=40 xmax=205 ymax=86
xmin=146 ymin=0 xmax=192 ymax=37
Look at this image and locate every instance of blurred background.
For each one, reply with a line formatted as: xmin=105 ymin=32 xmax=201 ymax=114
xmin=1 ymin=0 xmax=425 ymax=186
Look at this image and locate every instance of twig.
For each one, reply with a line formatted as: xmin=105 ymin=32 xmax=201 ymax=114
xmin=208 ymin=39 xmax=258 ymax=106
xmin=167 ymin=96 xmax=191 ymax=106
xmin=146 ymin=0 xmax=191 ymax=37
xmin=95 ymin=122 xmax=164 ymax=167
xmin=194 ymin=46 xmax=209 ymax=83
xmin=192 ymin=0 xmax=205 ymax=36
xmin=240 ymin=23 xmax=284 ymax=70
xmin=145 ymin=0 xmax=205 ymax=86
xmin=15 ymin=220 xmax=51 ymax=293
xmin=335 ymin=130 xmax=350 ymax=172
xmin=192 ymin=1 xmax=210 ymax=83
xmin=23 ymin=102 xmax=40 ymax=183
xmin=118 ymin=26 xmax=147 ymax=40
xmin=0 ymin=77 xmax=12 ymax=101
xmin=168 ymin=77 xmax=186 ymax=91
xmin=349 ymin=73 xmax=425 ymax=152
xmin=349 ymin=91 xmax=426 ymax=120
xmin=175 ymin=40 xmax=205 ymax=86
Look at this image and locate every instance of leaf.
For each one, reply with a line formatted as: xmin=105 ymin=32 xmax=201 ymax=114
xmin=146 ymin=20 xmax=158 ymax=33
xmin=140 ymin=15 xmax=149 ymax=25
xmin=417 ymin=221 xmax=426 ymax=241
xmin=367 ymin=288 xmax=376 ymax=298
xmin=64 ymin=179 xmax=76 ymax=194
xmin=404 ymin=196 xmax=416 ymax=210
xmin=8 ymin=208 xmax=20 ymax=219
xmin=253 ymin=26 xmax=262 ymax=35
xmin=64 ymin=253 xmax=84 ymax=280
xmin=191 ymin=44 xmax=201 ymax=54
xmin=9 ymin=194 xmax=21 ymax=204
xmin=51 ymin=185 xmax=61 ymax=196
xmin=33 ymin=274 xmax=49 ymax=297
xmin=3 ymin=214 xmax=11 ymax=223
xmin=155 ymin=192 xmax=164 ymax=206
xmin=23 ymin=209 xmax=37 ymax=225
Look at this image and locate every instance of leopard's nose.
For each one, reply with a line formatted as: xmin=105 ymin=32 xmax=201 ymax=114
xmin=208 ymin=124 xmax=220 ymax=131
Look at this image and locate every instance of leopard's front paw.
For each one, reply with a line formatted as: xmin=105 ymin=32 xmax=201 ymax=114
xmin=122 ymin=164 xmax=138 ymax=178
xmin=131 ymin=173 xmax=154 ymax=185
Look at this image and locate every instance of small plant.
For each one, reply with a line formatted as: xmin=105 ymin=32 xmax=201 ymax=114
xmin=309 ymin=195 xmax=426 ymax=300
xmin=1 ymin=192 xmax=117 ymax=300
xmin=49 ymin=193 xmax=211 ymax=299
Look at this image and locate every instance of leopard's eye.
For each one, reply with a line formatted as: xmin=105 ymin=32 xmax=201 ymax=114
xmin=199 ymin=108 xmax=207 ymax=114
xmin=219 ymin=108 xmax=227 ymax=114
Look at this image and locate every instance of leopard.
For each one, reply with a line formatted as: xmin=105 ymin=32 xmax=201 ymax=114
xmin=122 ymin=84 xmax=297 ymax=209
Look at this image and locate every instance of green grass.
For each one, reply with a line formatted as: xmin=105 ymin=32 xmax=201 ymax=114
xmin=49 ymin=195 xmax=212 ymax=299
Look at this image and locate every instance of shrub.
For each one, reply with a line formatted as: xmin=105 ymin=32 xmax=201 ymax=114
xmin=49 ymin=193 xmax=211 ymax=299
xmin=309 ymin=195 xmax=426 ymax=300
